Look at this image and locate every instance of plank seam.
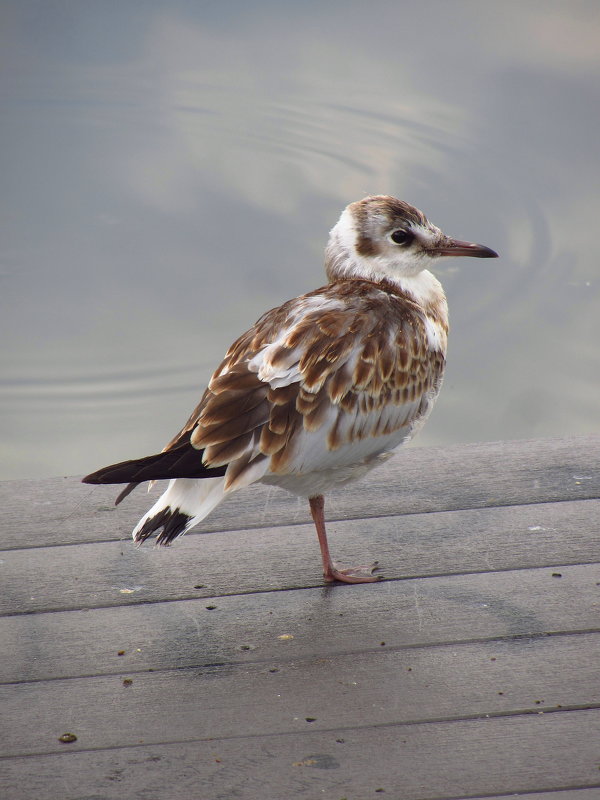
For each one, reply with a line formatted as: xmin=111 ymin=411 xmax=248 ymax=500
xmin=2 ymin=495 xmax=599 ymax=552
xmin=2 ymin=627 xmax=599 ymax=687
xmin=2 ymin=557 xmax=599 ymax=618
xmin=1 ymin=704 xmax=599 ymax=762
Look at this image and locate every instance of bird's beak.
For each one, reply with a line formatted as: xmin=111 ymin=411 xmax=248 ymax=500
xmin=432 ymin=237 xmax=498 ymax=259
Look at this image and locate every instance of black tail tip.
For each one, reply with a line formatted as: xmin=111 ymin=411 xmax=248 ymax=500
xmin=134 ymin=507 xmax=192 ymax=547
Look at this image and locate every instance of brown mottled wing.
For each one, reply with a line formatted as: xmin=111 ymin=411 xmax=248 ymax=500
xmin=162 ymin=279 xmax=445 ymax=488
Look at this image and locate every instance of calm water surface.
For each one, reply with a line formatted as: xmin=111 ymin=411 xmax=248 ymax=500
xmin=2 ymin=1 xmax=599 ymax=480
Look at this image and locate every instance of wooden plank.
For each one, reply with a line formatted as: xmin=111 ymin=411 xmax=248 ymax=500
xmin=1 ymin=631 xmax=598 ymax=758
xmin=1 ymin=498 xmax=598 ymax=615
xmin=2 ymin=435 xmax=599 ymax=550
xmin=1 ymin=563 xmax=598 ymax=684
xmin=1 ymin=710 xmax=599 ymax=799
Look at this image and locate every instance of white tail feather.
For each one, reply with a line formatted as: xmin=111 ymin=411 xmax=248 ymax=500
xmin=132 ymin=477 xmax=226 ymax=540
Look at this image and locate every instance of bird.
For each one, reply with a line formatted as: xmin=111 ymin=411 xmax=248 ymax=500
xmin=83 ymin=195 xmax=497 ymax=584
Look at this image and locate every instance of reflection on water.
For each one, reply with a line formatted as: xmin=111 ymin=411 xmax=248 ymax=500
xmin=1 ymin=364 xmax=198 ymax=406
xmin=2 ymin=1 xmax=599 ymax=479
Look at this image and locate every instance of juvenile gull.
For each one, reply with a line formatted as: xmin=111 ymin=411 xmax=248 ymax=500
xmin=83 ymin=195 xmax=497 ymax=584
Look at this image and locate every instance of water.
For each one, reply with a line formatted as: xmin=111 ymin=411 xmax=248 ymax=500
xmin=2 ymin=0 xmax=599 ymax=480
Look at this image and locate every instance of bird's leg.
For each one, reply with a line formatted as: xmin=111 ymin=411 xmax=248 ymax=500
xmin=309 ymin=495 xmax=380 ymax=584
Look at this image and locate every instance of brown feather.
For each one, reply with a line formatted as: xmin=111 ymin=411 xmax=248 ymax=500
xmin=192 ymin=404 xmax=269 ymax=447
xmin=209 ymin=368 xmax=261 ymax=393
xmin=268 ymin=384 xmax=298 ymax=405
xmin=327 ymin=411 xmax=345 ymax=451
xmin=200 ymin=386 xmax=266 ymax=424
xmin=327 ymin=364 xmax=354 ymax=403
xmin=259 ymin=426 xmax=287 ymax=455
xmin=353 ymin=358 xmax=374 ymax=390
xmin=224 ymin=452 xmax=268 ymax=491
xmin=267 ymin=345 xmax=297 ymax=370
xmin=303 ymin=390 xmax=332 ymax=432
xmin=204 ymin=433 xmax=254 ymax=467
xmin=269 ymin=430 xmax=300 ymax=472
xmin=269 ymin=397 xmax=299 ymax=435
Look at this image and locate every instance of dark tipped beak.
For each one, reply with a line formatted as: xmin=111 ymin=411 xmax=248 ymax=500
xmin=433 ymin=238 xmax=498 ymax=259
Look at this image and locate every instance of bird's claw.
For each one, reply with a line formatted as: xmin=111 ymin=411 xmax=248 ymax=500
xmin=325 ymin=561 xmax=381 ymax=584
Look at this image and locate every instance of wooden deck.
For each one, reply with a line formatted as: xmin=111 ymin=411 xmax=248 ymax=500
xmin=1 ymin=435 xmax=599 ymax=800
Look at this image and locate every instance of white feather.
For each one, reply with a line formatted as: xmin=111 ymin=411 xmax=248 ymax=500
xmin=132 ymin=477 xmax=226 ymax=539
xmin=248 ymin=296 xmax=344 ymax=388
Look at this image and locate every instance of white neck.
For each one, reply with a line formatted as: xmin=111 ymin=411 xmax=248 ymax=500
xmin=324 ymin=209 xmax=448 ymax=320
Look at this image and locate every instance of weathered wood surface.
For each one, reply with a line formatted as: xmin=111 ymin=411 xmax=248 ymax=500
xmin=2 ymin=712 xmax=600 ymax=800
xmin=2 ymin=563 xmax=599 ymax=684
xmin=1 ymin=435 xmax=599 ymax=800
xmin=2 ymin=631 xmax=600 ymax=758
xmin=2 ymin=497 xmax=599 ymax=615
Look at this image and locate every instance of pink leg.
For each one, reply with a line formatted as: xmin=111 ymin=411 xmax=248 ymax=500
xmin=309 ymin=495 xmax=380 ymax=584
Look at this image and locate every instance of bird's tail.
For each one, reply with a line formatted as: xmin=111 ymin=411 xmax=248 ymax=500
xmin=132 ymin=477 xmax=226 ymax=546
xmin=82 ymin=446 xmax=226 ymax=486
xmin=82 ymin=442 xmax=228 ymax=508
xmin=83 ymin=440 xmax=269 ymax=545
xmin=82 ymin=444 xmax=230 ymax=545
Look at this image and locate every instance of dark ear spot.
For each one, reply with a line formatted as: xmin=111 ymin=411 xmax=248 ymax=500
xmin=356 ymin=234 xmax=381 ymax=257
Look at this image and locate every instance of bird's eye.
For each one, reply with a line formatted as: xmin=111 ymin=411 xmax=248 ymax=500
xmin=390 ymin=229 xmax=414 ymax=246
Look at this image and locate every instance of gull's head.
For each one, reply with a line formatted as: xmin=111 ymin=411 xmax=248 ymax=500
xmin=325 ymin=195 xmax=498 ymax=284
